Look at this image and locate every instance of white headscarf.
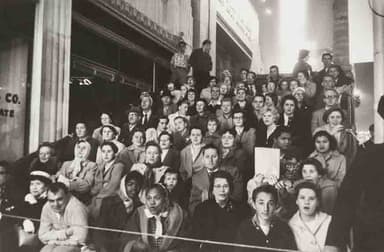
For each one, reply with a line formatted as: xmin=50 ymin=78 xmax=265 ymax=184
xmin=70 ymin=141 xmax=91 ymax=178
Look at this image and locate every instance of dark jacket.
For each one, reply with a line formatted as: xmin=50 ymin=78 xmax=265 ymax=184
xmin=189 ymin=48 xmax=212 ymax=72
xmin=119 ymin=123 xmax=143 ymax=147
xmin=278 ymin=112 xmax=311 ymax=148
xmin=235 ymin=217 xmax=297 ymax=252
xmin=325 ymin=143 xmax=384 ymax=250
xmin=161 ymin=148 xmax=181 ymax=171
xmin=190 ymin=112 xmax=209 ymax=130
xmin=192 ymin=199 xmax=251 ymax=252
xmin=95 ymin=194 xmax=141 ymax=252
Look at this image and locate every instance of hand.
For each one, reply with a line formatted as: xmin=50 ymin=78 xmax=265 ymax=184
xmin=266 ymin=175 xmax=279 ymax=186
xmin=201 ymin=190 xmax=209 ymax=201
xmin=334 ymin=125 xmax=344 ymax=133
xmin=56 ymin=230 xmax=68 ymax=240
xmin=253 ymin=173 xmax=265 ymax=186
xmin=24 ymin=193 xmax=37 ymax=204
xmin=22 ymin=219 xmax=35 ymax=233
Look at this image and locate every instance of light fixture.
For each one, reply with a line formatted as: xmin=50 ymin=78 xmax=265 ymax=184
xmin=265 ymin=8 xmax=272 ymax=15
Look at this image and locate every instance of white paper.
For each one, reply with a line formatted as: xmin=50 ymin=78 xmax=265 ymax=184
xmin=254 ymin=147 xmax=280 ymax=179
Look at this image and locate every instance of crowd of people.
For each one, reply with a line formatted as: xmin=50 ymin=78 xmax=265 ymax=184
xmin=0 ymin=39 xmax=365 ymax=252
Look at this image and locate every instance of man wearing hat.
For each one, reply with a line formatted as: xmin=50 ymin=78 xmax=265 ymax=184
xmin=170 ymin=40 xmax=190 ymax=87
xmin=157 ymin=90 xmax=177 ymax=117
xmin=119 ymin=106 xmax=143 ymax=147
xmin=189 ymin=39 xmax=213 ymax=94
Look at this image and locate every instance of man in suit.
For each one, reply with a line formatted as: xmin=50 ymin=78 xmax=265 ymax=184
xmin=119 ymin=107 xmax=142 ymax=146
xmin=189 ymin=40 xmax=213 ymax=94
xmin=140 ymin=93 xmax=158 ymax=129
xmin=189 ymin=144 xmax=243 ymax=214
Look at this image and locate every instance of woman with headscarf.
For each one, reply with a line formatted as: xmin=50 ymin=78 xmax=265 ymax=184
xmin=95 ymin=171 xmax=144 ymax=252
xmin=56 ymin=140 xmax=97 ymax=204
xmin=120 ymin=184 xmax=189 ymax=252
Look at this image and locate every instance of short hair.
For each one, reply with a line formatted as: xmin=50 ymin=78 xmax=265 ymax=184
xmin=0 ymin=161 xmax=10 ymax=174
xmin=260 ymin=106 xmax=280 ymax=122
xmin=298 ymin=158 xmax=326 ymax=177
xmin=190 ymin=126 xmax=203 ymax=135
xmin=294 ymin=181 xmax=322 ymax=203
xmin=232 ymin=109 xmax=246 ymax=118
xmin=209 ymin=170 xmax=234 ymax=195
xmin=174 ymin=116 xmax=188 ymax=125
xmin=38 ymin=142 xmax=55 ymax=154
xmin=160 ymin=168 xmax=181 ymax=185
xmin=265 ymin=93 xmax=278 ymax=107
xmin=252 ymin=184 xmax=278 ymax=202
xmin=101 ymin=124 xmax=118 ymax=136
xmin=253 ymin=94 xmax=266 ymax=103
xmin=323 ymin=88 xmax=339 ymax=98
xmin=177 ymin=98 xmax=189 ymax=108
xmin=132 ymin=129 xmax=146 ymax=143
xmin=313 ymin=130 xmax=338 ymax=151
xmin=145 ymin=141 xmax=161 ymax=153
xmin=158 ymin=131 xmax=174 ymax=144
xmin=202 ymin=144 xmax=219 ymax=155
xmin=125 ymin=171 xmax=145 ymax=189
xmin=74 ymin=122 xmax=89 ymax=133
xmin=140 ymin=94 xmax=153 ymax=106
xmin=221 ymin=97 xmax=233 ymax=104
xmin=273 ymin=126 xmax=292 ymax=139
xmin=281 ymin=94 xmax=298 ymax=110
xmin=269 ymin=65 xmax=279 ymax=71
xmin=48 ymin=182 xmax=68 ymax=195
xmin=297 ymin=70 xmax=309 ymax=80
xmin=240 ymin=68 xmax=249 ymax=73
xmin=221 ymin=128 xmax=237 ymax=137
xmin=322 ymin=52 xmax=333 ymax=59
xmin=158 ymin=116 xmax=169 ymax=124
xmin=206 ymin=117 xmax=219 ymax=129
xmin=196 ymin=98 xmax=207 ymax=108
xmin=146 ymin=183 xmax=170 ymax=208
xmin=100 ymin=141 xmax=119 ymax=153
xmin=322 ymin=107 xmax=345 ymax=124
xmin=202 ymin=39 xmax=212 ymax=46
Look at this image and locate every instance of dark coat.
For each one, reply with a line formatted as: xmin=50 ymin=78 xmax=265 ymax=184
xmin=189 ymin=48 xmax=212 ymax=73
xmin=235 ymin=217 xmax=297 ymax=252
xmin=190 ymin=112 xmax=209 ymax=130
xmin=140 ymin=111 xmax=158 ymax=129
xmin=325 ymin=143 xmax=384 ymax=250
xmin=161 ymin=148 xmax=181 ymax=171
xmin=17 ymin=197 xmax=47 ymax=231
xmin=95 ymin=194 xmax=141 ymax=252
xmin=119 ymin=123 xmax=143 ymax=147
xmin=192 ymin=199 xmax=251 ymax=252
xmin=278 ymin=112 xmax=311 ymax=148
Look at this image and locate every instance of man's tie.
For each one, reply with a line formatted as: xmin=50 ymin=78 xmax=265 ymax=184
xmin=143 ymin=113 xmax=148 ymax=125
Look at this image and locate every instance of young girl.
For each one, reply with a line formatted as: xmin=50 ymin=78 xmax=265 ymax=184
xmin=295 ymin=158 xmax=338 ymax=214
xmin=289 ymin=181 xmax=332 ymax=252
xmin=309 ymin=131 xmax=346 ymax=187
xmin=160 ymin=168 xmax=185 ymax=207
xmin=203 ymin=117 xmax=221 ymax=148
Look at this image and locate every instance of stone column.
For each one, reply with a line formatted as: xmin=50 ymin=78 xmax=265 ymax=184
xmin=372 ymin=0 xmax=384 ymax=143
xmin=29 ymin=0 xmax=72 ymax=152
xmin=333 ymin=0 xmax=350 ymax=69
